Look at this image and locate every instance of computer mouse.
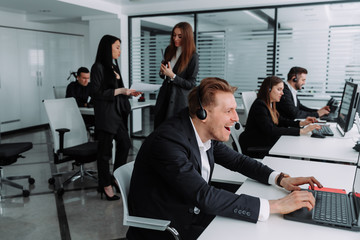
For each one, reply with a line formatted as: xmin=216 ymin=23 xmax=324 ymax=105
xmin=311 ymin=132 xmax=325 ymax=138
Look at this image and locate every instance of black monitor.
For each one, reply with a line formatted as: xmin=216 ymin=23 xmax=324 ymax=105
xmin=336 ymin=81 xmax=360 ymax=136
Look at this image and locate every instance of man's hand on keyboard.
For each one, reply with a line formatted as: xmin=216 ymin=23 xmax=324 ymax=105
xmin=269 ymin=191 xmax=316 ymax=214
xmin=281 ymin=176 xmax=323 ymax=191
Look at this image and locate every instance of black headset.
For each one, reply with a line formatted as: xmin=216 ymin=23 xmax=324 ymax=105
xmin=196 ymin=86 xmax=207 ymax=120
xmin=292 ymin=67 xmax=298 ymax=82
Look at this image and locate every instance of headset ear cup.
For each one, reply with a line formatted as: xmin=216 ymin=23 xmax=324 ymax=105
xmin=196 ymin=108 xmax=207 ymax=120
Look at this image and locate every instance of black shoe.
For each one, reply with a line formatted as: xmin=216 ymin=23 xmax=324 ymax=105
xmin=100 ymin=189 xmax=120 ymax=201
xmin=111 ymin=176 xmax=120 ymax=193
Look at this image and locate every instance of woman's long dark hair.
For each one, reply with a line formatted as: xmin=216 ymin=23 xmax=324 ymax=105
xmin=164 ymin=22 xmax=196 ymax=73
xmin=95 ymin=35 xmax=122 ymax=88
xmin=257 ymin=76 xmax=283 ymax=124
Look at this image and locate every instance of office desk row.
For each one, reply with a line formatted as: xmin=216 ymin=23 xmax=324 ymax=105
xmin=79 ymin=99 xmax=156 ymax=115
xmin=269 ymin=122 xmax=360 ymax=164
xmin=79 ymin=99 xmax=156 ymax=136
xmin=200 ymin=123 xmax=360 ymax=239
xmin=200 ymin=156 xmax=359 ymax=240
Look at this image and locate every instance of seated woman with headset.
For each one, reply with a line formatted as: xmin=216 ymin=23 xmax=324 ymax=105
xmin=239 ymin=76 xmax=320 ymax=158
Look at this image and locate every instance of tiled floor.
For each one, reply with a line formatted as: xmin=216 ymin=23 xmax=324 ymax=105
xmin=0 ymin=109 xmax=151 ymax=240
xmin=0 ymin=107 xmax=241 ymax=240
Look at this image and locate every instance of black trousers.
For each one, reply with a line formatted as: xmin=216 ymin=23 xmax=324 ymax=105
xmin=96 ymin=128 xmax=131 ymax=188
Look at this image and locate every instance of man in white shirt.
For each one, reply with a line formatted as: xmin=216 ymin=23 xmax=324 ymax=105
xmin=277 ymin=66 xmax=330 ymax=119
xmin=127 ymin=77 xmax=322 ymax=240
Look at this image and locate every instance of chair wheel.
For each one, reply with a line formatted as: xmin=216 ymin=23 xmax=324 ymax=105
xmin=29 ymin=177 xmax=35 ymax=185
xmin=48 ymin=177 xmax=55 ymax=185
xmin=57 ymin=188 xmax=65 ymax=197
xmin=23 ymin=190 xmax=30 ymax=197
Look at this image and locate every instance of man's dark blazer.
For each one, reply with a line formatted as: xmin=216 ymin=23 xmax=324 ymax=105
xmin=127 ymin=108 xmax=274 ymax=240
xmin=154 ymin=50 xmax=199 ymax=128
xmin=277 ymin=82 xmax=319 ymax=119
xmin=239 ymin=98 xmax=300 ymax=156
xmin=90 ymin=62 xmax=130 ymax=134
xmin=65 ymin=81 xmax=91 ymax=107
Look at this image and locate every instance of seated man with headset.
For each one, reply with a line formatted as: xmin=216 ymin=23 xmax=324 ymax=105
xmin=277 ymin=66 xmax=330 ymax=119
xmin=127 ymin=77 xmax=322 ymax=240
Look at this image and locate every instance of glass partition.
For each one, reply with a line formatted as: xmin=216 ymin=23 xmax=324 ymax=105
xmin=277 ymin=2 xmax=360 ymax=98
xmin=129 ymin=1 xmax=360 ymax=101
xmin=197 ymin=9 xmax=275 ymax=97
xmin=130 ymin=14 xmax=194 ymax=86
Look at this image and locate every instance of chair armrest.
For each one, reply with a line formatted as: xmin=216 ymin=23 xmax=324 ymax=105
xmin=126 ymin=215 xmax=170 ymax=231
xmin=56 ymin=128 xmax=70 ymax=152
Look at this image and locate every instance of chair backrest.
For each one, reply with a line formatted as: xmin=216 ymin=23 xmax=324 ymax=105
xmin=224 ymin=124 xmax=244 ymax=153
xmin=53 ymin=86 xmax=67 ymax=99
xmin=43 ymin=98 xmax=88 ymax=152
xmin=113 ymin=161 xmax=134 ymax=224
xmin=241 ymin=91 xmax=257 ymax=121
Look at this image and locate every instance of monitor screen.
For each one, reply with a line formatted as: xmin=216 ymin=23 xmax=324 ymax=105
xmin=336 ymin=81 xmax=359 ymax=136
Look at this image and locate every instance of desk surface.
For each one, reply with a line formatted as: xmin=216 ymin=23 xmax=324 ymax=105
xmin=269 ymin=123 xmax=359 ymax=164
xmin=199 ymin=156 xmax=358 ymax=240
xmin=79 ymin=99 xmax=156 ymax=115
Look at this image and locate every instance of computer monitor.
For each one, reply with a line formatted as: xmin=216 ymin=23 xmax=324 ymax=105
xmin=336 ymin=81 xmax=360 ymax=136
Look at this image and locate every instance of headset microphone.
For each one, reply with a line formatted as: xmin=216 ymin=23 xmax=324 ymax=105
xmin=235 ymin=122 xmax=240 ymax=130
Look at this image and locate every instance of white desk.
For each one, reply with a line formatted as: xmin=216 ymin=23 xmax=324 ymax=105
xmin=79 ymin=99 xmax=156 ymax=115
xmin=199 ymin=156 xmax=358 ymax=240
xmin=212 ymin=164 xmax=248 ymax=185
xmin=79 ymin=99 xmax=156 ymax=134
xmin=269 ymin=123 xmax=359 ymax=164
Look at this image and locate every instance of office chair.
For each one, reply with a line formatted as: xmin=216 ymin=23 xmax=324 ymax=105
xmin=0 ymin=126 xmax=35 ymax=198
xmin=53 ymin=86 xmax=67 ymax=99
xmin=113 ymin=161 xmax=181 ymax=240
xmin=241 ymin=91 xmax=257 ymax=123
xmin=43 ymin=98 xmax=97 ymax=197
xmin=224 ymin=124 xmax=244 ymax=153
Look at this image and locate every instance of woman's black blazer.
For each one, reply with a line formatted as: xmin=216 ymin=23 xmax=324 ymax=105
xmin=90 ymin=62 xmax=130 ymax=134
xmin=154 ymin=49 xmax=199 ymax=128
xmin=239 ymin=98 xmax=300 ymax=154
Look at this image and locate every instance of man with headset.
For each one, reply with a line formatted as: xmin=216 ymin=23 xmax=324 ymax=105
xmin=127 ymin=77 xmax=322 ymax=240
xmin=277 ymin=66 xmax=330 ymax=119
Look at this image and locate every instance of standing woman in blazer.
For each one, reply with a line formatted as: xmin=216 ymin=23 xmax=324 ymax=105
xmin=239 ymin=76 xmax=320 ymax=158
xmin=154 ymin=22 xmax=199 ymax=128
xmin=90 ymin=35 xmax=141 ymax=201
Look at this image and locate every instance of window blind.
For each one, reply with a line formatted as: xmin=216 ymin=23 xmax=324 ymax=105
xmin=196 ymin=31 xmax=226 ymax=83
xmin=327 ymin=25 xmax=360 ymax=99
xmin=225 ymin=30 xmax=274 ymax=93
xmin=130 ymin=33 xmax=169 ymax=84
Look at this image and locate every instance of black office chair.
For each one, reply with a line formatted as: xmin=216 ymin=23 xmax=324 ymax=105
xmin=43 ymin=98 xmax=98 ymax=197
xmin=0 ymin=141 xmax=35 ymax=198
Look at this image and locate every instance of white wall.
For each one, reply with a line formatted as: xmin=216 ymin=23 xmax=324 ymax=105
xmin=86 ymin=14 xmax=130 ymax=87
xmin=0 ymin=9 xmax=91 ymax=68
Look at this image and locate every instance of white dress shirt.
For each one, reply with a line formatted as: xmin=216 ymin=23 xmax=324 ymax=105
xmin=286 ymin=81 xmax=298 ymax=107
xmin=190 ymin=117 xmax=280 ymax=221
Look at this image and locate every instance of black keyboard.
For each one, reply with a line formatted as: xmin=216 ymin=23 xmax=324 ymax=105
xmin=312 ymin=125 xmax=334 ymax=137
xmin=313 ymin=191 xmax=349 ymax=225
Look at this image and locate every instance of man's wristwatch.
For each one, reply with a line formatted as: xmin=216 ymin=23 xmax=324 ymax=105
xmin=276 ymin=172 xmax=290 ymax=187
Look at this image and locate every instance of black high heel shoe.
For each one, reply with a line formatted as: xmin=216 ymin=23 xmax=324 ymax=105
xmin=111 ymin=176 xmax=120 ymax=193
xmin=100 ymin=188 xmax=120 ymax=201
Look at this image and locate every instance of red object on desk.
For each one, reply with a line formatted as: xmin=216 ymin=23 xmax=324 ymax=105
xmin=309 ymin=186 xmax=346 ymax=194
